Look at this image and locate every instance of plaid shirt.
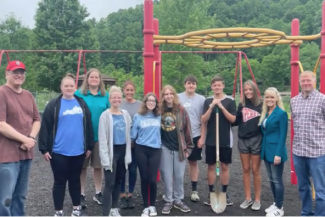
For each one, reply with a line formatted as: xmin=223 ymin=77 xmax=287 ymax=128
xmin=290 ymin=90 xmax=325 ymax=158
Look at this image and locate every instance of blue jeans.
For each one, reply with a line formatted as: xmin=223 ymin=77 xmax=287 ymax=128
xmin=0 ymin=159 xmax=32 ymax=216
xmin=293 ymin=154 xmax=325 ymax=216
xmin=264 ymin=161 xmax=285 ymax=209
xmin=120 ymin=148 xmax=137 ymax=194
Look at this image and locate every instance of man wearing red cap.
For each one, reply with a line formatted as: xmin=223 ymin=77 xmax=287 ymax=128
xmin=0 ymin=61 xmax=41 ymax=216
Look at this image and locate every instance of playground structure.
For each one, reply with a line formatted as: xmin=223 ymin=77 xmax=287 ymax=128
xmin=142 ymin=0 xmax=325 ymax=201
xmin=0 ymin=0 xmax=324 ymax=206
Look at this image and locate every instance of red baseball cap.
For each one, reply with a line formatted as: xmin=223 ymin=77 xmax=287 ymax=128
xmin=6 ymin=60 xmax=26 ymax=72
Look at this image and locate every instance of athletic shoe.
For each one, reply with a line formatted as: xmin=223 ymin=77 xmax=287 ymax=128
xmin=109 ymin=208 xmax=121 ymax=217
xmin=190 ymin=191 xmax=200 ymax=202
xmin=149 ymin=206 xmax=157 ymax=216
xmin=265 ymin=202 xmax=277 ymax=213
xmin=203 ymin=195 xmax=210 ymax=206
xmin=266 ymin=207 xmax=284 ymax=217
xmin=141 ymin=207 xmax=150 ymax=217
xmin=174 ymin=201 xmax=191 ymax=212
xmin=71 ymin=206 xmax=82 ymax=216
xmin=128 ymin=196 xmax=135 ymax=208
xmin=93 ymin=192 xmax=103 ymax=205
xmin=226 ymin=194 xmax=233 ymax=206
xmin=54 ymin=210 xmax=63 ymax=216
xmin=240 ymin=199 xmax=253 ymax=209
xmin=80 ymin=195 xmax=86 ymax=209
xmin=120 ymin=196 xmax=128 ymax=209
xmin=161 ymin=202 xmax=173 ymax=214
xmin=251 ymin=201 xmax=261 ymax=211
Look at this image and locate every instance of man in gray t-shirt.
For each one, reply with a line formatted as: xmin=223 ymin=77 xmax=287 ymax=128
xmin=178 ymin=75 xmax=205 ymax=202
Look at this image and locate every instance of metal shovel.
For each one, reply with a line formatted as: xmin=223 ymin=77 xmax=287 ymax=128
xmin=210 ymin=106 xmax=227 ymax=214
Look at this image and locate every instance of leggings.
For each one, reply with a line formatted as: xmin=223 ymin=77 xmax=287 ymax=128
xmin=50 ymin=153 xmax=85 ymax=210
xmin=103 ymin=145 xmax=126 ymax=216
xmin=135 ymin=144 xmax=162 ymax=207
xmin=120 ymin=147 xmax=137 ymax=194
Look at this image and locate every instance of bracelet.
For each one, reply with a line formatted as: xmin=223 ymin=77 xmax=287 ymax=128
xmin=28 ymin=135 xmax=35 ymax=140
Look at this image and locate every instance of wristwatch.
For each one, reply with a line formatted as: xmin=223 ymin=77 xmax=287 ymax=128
xmin=209 ymin=104 xmax=214 ymax=108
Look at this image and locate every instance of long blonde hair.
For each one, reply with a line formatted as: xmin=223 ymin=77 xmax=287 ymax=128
xmin=79 ymin=68 xmax=106 ymax=96
xmin=241 ymin=80 xmax=262 ymax=107
xmin=160 ymin=85 xmax=180 ymax=114
xmin=258 ymin=87 xmax=284 ymax=125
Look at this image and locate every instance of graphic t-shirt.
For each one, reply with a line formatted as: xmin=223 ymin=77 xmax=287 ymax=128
xmin=74 ymin=90 xmax=110 ymax=142
xmin=113 ymin=114 xmax=126 ymax=145
xmin=161 ymin=108 xmax=178 ymax=151
xmin=53 ymin=98 xmax=84 ymax=156
xmin=203 ymin=95 xmax=236 ymax=148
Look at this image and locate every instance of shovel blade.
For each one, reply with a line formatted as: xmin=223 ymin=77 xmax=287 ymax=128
xmin=210 ymin=191 xmax=227 ymax=214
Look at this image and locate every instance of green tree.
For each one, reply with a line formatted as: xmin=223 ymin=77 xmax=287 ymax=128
xmin=33 ymin=0 xmax=100 ymax=92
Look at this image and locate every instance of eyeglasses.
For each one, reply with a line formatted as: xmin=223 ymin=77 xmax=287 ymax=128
xmin=146 ymin=100 xmax=156 ymax=103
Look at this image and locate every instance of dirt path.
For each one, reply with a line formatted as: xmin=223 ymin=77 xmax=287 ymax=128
xmin=26 ymin=126 xmax=301 ymax=216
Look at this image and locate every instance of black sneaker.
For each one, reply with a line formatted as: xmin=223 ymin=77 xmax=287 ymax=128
xmin=128 ymin=196 xmax=135 ymax=208
xmin=80 ymin=195 xmax=86 ymax=209
xmin=226 ymin=194 xmax=233 ymax=206
xmin=120 ymin=196 xmax=128 ymax=209
xmin=93 ymin=192 xmax=103 ymax=205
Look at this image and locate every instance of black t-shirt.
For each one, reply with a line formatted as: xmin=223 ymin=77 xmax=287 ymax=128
xmin=161 ymin=108 xmax=179 ymax=151
xmin=203 ymin=96 xmax=237 ymax=148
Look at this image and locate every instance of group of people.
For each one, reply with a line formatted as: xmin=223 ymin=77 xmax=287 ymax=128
xmin=0 ymin=60 xmax=324 ymax=217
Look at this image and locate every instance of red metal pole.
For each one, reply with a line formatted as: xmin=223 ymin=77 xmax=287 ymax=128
xmin=153 ymin=18 xmax=161 ymax=183
xmin=75 ymin=50 xmax=83 ymax=89
xmin=153 ymin=18 xmax=161 ymax=99
xmin=0 ymin=51 xmax=11 ymax=70
xmin=242 ymin=52 xmax=261 ymax=97
xmin=143 ymin=0 xmax=154 ymax=94
xmin=320 ymin=1 xmax=325 ymax=93
xmin=232 ymin=54 xmax=239 ymax=98
xmin=290 ymin=18 xmax=300 ymax=185
xmin=144 ymin=0 xmax=155 ymax=206
xmin=82 ymin=52 xmax=87 ymax=74
xmin=239 ymin=52 xmax=243 ymax=100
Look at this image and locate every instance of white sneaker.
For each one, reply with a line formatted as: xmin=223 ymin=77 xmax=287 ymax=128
xmin=190 ymin=191 xmax=200 ymax=202
xmin=266 ymin=207 xmax=284 ymax=217
xmin=265 ymin=202 xmax=277 ymax=213
xmin=149 ymin=206 xmax=157 ymax=216
xmin=141 ymin=208 xmax=150 ymax=217
xmin=109 ymin=208 xmax=121 ymax=217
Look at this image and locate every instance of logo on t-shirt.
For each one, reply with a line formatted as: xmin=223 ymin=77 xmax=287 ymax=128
xmin=63 ymin=106 xmax=83 ymax=115
xmin=114 ymin=119 xmax=125 ymax=131
xmin=161 ymin=112 xmax=176 ymax=132
xmin=183 ymin=102 xmax=192 ymax=108
xmin=242 ymin=107 xmax=260 ymax=122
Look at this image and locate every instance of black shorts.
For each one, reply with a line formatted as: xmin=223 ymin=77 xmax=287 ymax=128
xmin=187 ymin=136 xmax=202 ymax=161
xmin=205 ymin=145 xmax=232 ymax=165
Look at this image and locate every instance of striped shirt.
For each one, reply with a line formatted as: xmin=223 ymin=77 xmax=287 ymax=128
xmin=290 ymin=90 xmax=325 ymax=158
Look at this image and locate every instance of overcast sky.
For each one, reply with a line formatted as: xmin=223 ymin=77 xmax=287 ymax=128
xmin=0 ymin=0 xmax=144 ymax=27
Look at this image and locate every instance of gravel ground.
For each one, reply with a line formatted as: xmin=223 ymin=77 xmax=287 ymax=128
xmin=26 ymin=126 xmax=301 ymax=216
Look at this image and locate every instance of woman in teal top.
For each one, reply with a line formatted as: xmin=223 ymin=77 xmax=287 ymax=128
xmin=74 ymin=68 xmax=110 ymax=208
xmin=259 ymin=87 xmax=288 ymax=217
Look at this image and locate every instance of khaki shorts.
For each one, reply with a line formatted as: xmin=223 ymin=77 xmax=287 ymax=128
xmin=83 ymin=142 xmax=102 ymax=169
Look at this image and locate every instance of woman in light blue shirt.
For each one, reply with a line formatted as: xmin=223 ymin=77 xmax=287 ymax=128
xmin=131 ymin=92 xmax=161 ymax=217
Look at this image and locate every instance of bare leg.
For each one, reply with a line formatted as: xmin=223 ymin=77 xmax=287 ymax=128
xmin=251 ymin=154 xmax=261 ymax=202
xmin=240 ymin=153 xmax=251 ymax=200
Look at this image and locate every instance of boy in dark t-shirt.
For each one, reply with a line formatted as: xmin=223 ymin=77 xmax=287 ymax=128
xmin=198 ymin=75 xmax=236 ymax=207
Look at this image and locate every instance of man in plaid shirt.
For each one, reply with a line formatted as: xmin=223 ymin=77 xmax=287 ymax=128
xmin=290 ymin=70 xmax=325 ymax=216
